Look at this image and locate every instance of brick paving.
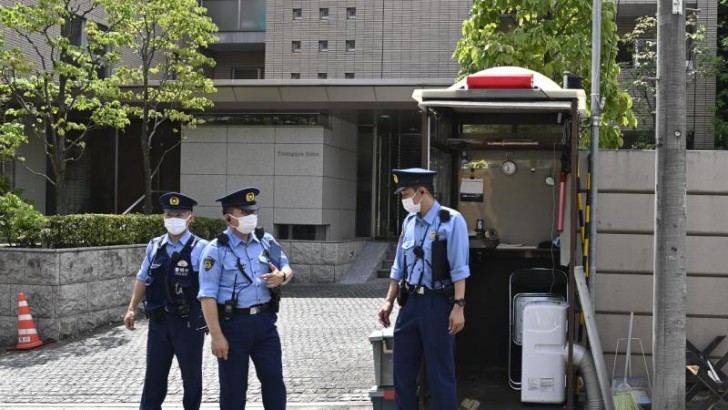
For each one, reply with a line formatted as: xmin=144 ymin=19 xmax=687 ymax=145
xmin=0 ymin=279 xmax=396 ymax=408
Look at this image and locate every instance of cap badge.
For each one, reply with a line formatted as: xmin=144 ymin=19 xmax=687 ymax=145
xmin=169 ymin=196 xmax=180 ymax=206
xmin=393 ymin=174 xmax=399 ymax=184
xmin=246 ymin=192 xmax=255 ymax=202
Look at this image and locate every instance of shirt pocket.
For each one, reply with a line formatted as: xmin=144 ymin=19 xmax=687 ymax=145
xmin=222 ymin=259 xmax=240 ymax=280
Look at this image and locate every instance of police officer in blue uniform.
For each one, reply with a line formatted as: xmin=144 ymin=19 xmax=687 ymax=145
xmin=124 ymin=192 xmax=209 ymax=410
xmin=197 ymin=187 xmax=292 ymax=410
xmin=378 ymin=168 xmax=470 ymax=410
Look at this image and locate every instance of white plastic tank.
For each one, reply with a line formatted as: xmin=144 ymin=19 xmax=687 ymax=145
xmin=521 ymin=301 xmax=568 ymax=403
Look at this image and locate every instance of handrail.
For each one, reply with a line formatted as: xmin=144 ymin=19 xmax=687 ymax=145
xmin=122 ymin=195 xmax=146 ymax=215
xmin=122 ymin=190 xmax=165 ymax=214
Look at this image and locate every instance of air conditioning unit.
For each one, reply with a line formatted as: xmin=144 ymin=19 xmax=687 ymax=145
xmin=521 ymin=301 xmax=568 ymax=403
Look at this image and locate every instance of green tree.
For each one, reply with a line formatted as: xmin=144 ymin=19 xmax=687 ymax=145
xmin=102 ymin=0 xmax=217 ymax=214
xmin=0 ymin=86 xmax=26 ymax=161
xmin=621 ymin=13 xmax=716 ymax=148
xmin=0 ymin=0 xmax=130 ymax=214
xmin=716 ymin=0 xmax=728 ymax=149
xmin=0 ymin=36 xmax=29 ymax=195
xmin=453 ymin=0 xmax=637 ymax=148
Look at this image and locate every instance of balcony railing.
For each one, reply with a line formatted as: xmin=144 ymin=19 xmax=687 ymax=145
xmin=201 ymin=0 xmax=265 ymax=32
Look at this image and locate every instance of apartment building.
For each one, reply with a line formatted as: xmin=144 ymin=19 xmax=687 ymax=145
xmin=4 ymin=0 xmax=718 ymax=242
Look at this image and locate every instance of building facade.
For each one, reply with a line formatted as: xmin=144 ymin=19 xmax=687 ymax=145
xmin=3 ymin=0 xmax=719 ymax=241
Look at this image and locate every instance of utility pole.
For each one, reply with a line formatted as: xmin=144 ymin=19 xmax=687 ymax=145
xmin=653 ymin=0 xmax=687 ymax=408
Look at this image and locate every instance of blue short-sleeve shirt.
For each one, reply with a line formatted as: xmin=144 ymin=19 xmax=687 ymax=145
xmin=197 ymin=228 xmax=291 ymax=308
xmin=389 ymin=201 xmax=470 ymax=287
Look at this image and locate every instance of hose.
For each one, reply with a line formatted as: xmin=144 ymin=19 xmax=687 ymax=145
xmin=569 ymin=344 xmax=604 ymax=410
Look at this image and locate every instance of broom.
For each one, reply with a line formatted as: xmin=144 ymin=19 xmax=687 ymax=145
xmin=613 ymin=312 xmax=641 ymax=410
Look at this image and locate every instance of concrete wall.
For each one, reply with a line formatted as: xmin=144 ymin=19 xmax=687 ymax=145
xmin=0 ymin=238 xmax=366 ymax=347
xmin=0 ymin=245 xmax=145 ymax=348
xmin=594 ymin=150 xmax=728 ymax=377
xmin=181 ymin=116 xmax=358 ymax=240
xmin=279 ymin=239 xmax=367 ymax=283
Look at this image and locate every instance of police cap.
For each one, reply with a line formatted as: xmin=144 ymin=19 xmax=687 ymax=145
xmin=216 ymin=187 xmax=260 ymax=211
xmin=392 ymin=168 xmax=436 ymax=194
xmin=159 ymin=192 xmax=198 ymax=211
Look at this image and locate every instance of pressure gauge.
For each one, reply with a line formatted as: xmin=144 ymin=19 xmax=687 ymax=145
xmin=501 ymin=159 xmax=517 ymax=176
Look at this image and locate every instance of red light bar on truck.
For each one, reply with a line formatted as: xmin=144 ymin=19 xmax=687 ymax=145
xmin=466 ymin=73 xmax=534 ymax=89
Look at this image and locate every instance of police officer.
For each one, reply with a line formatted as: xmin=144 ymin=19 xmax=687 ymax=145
xmin=198 ymin=187 xmax=292 ymax=410
xmin=378 ymin=168 xmax=470 ymax=410
xmin=124 ymin=192 xmax=208 ymax=410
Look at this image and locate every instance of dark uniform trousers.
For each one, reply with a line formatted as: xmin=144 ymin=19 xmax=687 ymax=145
xmin=394 ymin=293 xmax=458 ymax=410
xmin=141 ymin=310 xmax=205 ymax=410
xmin=218 ymin=311 xmax=286 ymax=410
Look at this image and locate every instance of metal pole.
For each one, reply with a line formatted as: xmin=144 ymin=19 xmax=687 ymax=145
xmin=653 ymin=0 xmax=687 ymax=407
xmin=421 ymin=111 xmax=430 ymax=169
xmin=588 ymin=0 xmax=602 ymax=309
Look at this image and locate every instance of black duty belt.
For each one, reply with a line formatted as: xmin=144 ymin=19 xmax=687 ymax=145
xmin=217 ymin=302 xmax=273 ymax=316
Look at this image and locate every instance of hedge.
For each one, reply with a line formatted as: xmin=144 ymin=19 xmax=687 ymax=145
xmin=1 ymin=210 xmax=227 ymax=248
xmin=40 ymin=214 xmax=227 ymax=248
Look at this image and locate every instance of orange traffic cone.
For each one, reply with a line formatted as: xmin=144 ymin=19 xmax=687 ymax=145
xmin=16 ymin=293 xmax=43 ymax=350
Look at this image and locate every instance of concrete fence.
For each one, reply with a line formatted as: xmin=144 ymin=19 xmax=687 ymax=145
xmin=594 ymin=150 xmax=728 ymax=377
xmin=0 ymin=245 xmax=145 ymax=348
xmin=0 ymin=239 xmax=366 ymax=347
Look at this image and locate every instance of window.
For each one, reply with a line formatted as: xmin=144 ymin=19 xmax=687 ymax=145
xmin=292 ymin=8 xmax=302 ymax=20
xmin=318 ymin=73 xmax=328 ymax=79
xmin=346 ymin=40 xmax=356 ymax=52
xmin=346 ymin=7 xmax=356 ymax=19
xmin=345 ymin=72 xmax=355 ymax=79
xmin=291 ymin=73 xmax=300 ymax=79
xmin=231 ymin=67 xmax=263 ymax=79
xmin=319 ymin=40 xmax=328 ymax=52
xmin=616 ymin=39 xmax=633 ymax=66
xmin=62 ymin=16 xmax=109 ymax=79
xmin=319 ymin=8 xmax=329 ymax=20
xmin=276 ymin=224 xmax=327 ymax=240
xmin=0 ymin=158 xmax=14 ymax=191
xmin=63 ymin=16 xmax=85 ymax=46
xmin=291 ymin=41 xmax=301 ymax=53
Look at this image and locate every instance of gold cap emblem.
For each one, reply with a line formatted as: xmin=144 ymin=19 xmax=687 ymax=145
xmin=169 ymin=196 xmax=180 ymax=206
xmin=393 ymin=174 xmax=399 ymax=184
xmin=246 ymin=192 xmax=255 ymax=202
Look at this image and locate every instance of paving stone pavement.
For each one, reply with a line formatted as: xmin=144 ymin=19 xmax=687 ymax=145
xmin=0 ymin=280 xmax=397 ymax=409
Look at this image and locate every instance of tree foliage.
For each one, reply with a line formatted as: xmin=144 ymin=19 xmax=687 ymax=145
xmin=0 ymin=0 xmax=130 ymax=214
xmin=101 ymin=0 xmax=217 ymax=213
xmin=716 ymin=0 xmax=728 ymax=149
xmin=453 ymin=0 xmax=637 ymax=148
xmin=621 ymin=13 xmax=716 ymax=148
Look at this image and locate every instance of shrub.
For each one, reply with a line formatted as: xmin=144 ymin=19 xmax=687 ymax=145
xmin=40 ymin=214 xmax=227 ymax=249
xmin=191 ymin=215 xmax=227 ymax=240
xmin=0 ymin=193 xmax=47 ymax=247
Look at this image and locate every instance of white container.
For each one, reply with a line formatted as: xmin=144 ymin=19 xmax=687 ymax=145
xmin=521 ymin=301 xmax=568 ymax=403
xmin=369 ymin=328 xmax=394 ymax=386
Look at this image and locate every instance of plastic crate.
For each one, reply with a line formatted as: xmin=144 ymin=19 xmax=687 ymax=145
xmin=369 ymin=328 xmax=394 ymax=386
xmin=369 ymin=385 xmax=396 ymax=410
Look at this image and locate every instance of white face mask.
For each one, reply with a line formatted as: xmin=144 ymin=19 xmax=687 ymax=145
xmin=164 ymin=216 xmax=190 ymax=236
xmin=230 ymin=214 xmax=258 ymax=234
xmin=401 ymin=191 xmax=421 ymax=214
